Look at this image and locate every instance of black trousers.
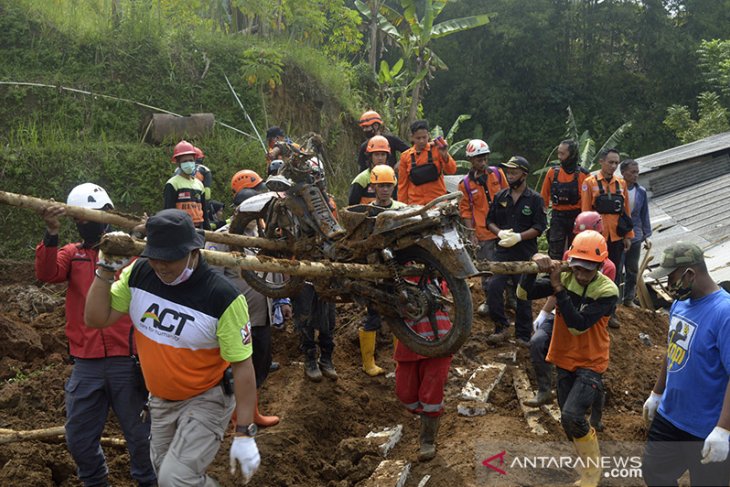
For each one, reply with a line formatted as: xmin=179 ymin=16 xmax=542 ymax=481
xmin=556 ymin=367 xmax=603 ymax=439
xmin=607 ymin=238 xmax=625 ymax=292
xmin=642 ymin=412 xmax=730 ymax=486
xmin=488 ymin=273 xmax=532 ymax=341
xmin=251 ymin=325 xmax=272 ymax=389
xmin=548 ymin=210 xmax=580 ymax=260
xmin=292 ymin=283 xmax=335 ymax=357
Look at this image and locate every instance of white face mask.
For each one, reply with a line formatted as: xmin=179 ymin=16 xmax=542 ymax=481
xmin=157 ymin=253 xmax=196 ymax=286
xmin=180 ymin=161 xmax=196 ymax=175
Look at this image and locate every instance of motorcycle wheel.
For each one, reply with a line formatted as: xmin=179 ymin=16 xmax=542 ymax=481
xmin=384 ymin=246 xmax=472 ymax=357
xmin=229 ymin=211 xmax=304 ymax=299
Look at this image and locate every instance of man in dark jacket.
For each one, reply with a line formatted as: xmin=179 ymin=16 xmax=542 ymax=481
xmin=486 ymin=156 xmax=547 ymax=345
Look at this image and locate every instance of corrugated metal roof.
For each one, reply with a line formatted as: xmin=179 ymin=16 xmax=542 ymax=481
xmin=636 ymin=130 xmax=730 ymax=173
xmin=645 ymin=171 xmax=730 ymax=283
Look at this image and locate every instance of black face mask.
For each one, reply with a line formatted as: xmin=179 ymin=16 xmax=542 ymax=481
xmin=509 ymin=176 xmax=525 ymax=190
xmin=76 ymin=222 xmax=107 ymax=247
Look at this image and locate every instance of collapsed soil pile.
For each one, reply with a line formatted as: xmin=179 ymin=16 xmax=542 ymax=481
xmin=0 ymin=260 xmax=668 ymax=486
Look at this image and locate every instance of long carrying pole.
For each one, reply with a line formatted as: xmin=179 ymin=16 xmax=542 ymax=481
xmin=0 ymin=190 xmax=288 ymax=253
xmin=223 ymin=73 xmax=268 ymax=153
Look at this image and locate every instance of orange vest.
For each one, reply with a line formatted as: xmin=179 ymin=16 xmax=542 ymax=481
xmin=397 ymin=143 xmax=457 ymax=205
xmin=458 ymin=169 xmax=508 ymax=241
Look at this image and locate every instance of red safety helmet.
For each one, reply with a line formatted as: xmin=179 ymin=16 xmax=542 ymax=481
xmin=194 ymin=146 xmax=205 ymax=160
xmin=359 ymin=110 xmax=383 ymax=128
xmin=231 ymin=169 xmax=263 ymax=194
xmin=573 ymin=211 xmax=604 ymax=235
xmin=567 ymin=230 xmax=608 ymax=263
xmin=170 ymin=140 xmax=197 ymax=163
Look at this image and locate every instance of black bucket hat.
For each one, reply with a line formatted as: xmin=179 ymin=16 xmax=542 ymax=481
xmin=141 ymin=209 xmax=205 ymax=261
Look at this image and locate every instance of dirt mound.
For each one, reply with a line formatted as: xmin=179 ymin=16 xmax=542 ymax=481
xmin=0 ymin=269 xmax=669 ymax=486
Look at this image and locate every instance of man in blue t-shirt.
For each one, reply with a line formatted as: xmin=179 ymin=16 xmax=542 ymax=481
xmin=641 ymin=242 xmax=730 ymax=486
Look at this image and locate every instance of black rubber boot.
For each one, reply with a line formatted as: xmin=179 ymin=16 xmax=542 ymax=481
xmin=304 ymin=351 xmax=322 ymax=382
xmin=318 ymin=352 xmax=338 ymax=381
xmin=418 ymin=415 xmax=440 ymax=462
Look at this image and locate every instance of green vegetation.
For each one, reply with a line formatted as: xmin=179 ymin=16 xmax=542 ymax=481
xmin=2 ymin=0 xmax=730 ymax=259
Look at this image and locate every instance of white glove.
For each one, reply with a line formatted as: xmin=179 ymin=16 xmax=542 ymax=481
xmin=96 ymin=246 xmax=131 ymax=272
xmin=642 ymin=391 xmax=662 ymax=423
xmin=533 ymin=310 xmax=550 ymax=332
xmin=497 ymin=229 xmax=513 ymax=240
xmin=230 ymin=436 xmax=261 ymax=483
xmin=498 ymin=230 xmax=522 ymax=248
xmin=701 ymin=426 xmax=730 ymax=464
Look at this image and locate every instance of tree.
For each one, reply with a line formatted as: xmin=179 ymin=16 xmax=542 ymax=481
xmin=664 ymin=92 xmax=730 ymax=143
xmin=355 ymin=0 xmax=489 ymax=135
xmin=535 ymin=107 xmax=632 ymax=189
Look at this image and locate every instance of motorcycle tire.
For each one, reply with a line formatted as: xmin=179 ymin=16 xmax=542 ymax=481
xmin=229 ymin=211 xmax=304 ymax=299
xmin=384 ymin=246 xmax=472 ymax=357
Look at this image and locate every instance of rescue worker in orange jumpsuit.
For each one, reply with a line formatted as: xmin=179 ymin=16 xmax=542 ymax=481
xmin=397 ymin=120 xmax=457 ymax=206
xmin=457 ymin=139 xmax=508 ymax=315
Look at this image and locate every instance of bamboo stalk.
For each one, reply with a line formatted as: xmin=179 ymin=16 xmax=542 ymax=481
xmin=101 ymin=233 xmax=396 ymax=279
xmin=0 ymin=427 xmax=126 ymax=447
xmin=0 ymin=190 xmax=288 ymax=252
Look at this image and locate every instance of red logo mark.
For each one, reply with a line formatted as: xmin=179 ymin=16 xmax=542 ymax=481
xmin=482 ymin=450 xmax=507 ymax=475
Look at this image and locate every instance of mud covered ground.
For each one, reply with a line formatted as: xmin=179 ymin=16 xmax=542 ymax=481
xmin=0 ymin=259 xmax=670 ymax=486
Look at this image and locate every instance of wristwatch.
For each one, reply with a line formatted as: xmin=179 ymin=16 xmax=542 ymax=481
xmin=235 ymin=423 xmax=258 ymax=437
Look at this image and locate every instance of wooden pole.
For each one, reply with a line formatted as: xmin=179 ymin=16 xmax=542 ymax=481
xmin=0 ymin=190 xmax=288 ymax=252
xmin=0 ymin=427 xmax=126 ymax=447
xmin=100 ymin=233 xmax=396 ymax=279
xmin=475 ymin=260 xmax=569 ymax=275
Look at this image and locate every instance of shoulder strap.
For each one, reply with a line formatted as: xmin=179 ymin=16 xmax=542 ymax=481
xmin=462 ymin=176 xmax=476 ymax=226
xmin=550 ymin=166 xmax=560 ymax=195
xmin=489 ymin=166 xmax=502 ymax=185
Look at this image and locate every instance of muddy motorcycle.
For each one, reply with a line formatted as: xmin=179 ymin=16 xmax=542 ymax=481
xmin=230 ymin=145 xmax=476 ymax=357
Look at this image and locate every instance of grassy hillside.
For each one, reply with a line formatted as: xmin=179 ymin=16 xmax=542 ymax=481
xmin=0 ymin=1 xmax=364 ymax=258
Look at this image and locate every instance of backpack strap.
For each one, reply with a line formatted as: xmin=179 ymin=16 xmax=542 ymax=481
xmin=489 ymin=166 xmax=502 ymax=186
xmin=550 ymin=166 xmax=561 ymax=199
xmin=462 ymin=175 xmax=477 ymax=226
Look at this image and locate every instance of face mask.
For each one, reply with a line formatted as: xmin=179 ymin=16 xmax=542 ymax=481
xmin=180 ymin=161 xmax=196 ymax=175
xmin=157 ymin=253 xmax=196 ymax=286
xmin=76 ymin=221 xmax=107 ymax=246
xmin=668 ymin=269 xmax=694 ymax=301
xmin=509 ymin=176 xmax=525 ymax=190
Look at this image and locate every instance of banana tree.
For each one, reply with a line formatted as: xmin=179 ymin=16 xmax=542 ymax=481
xmin=535 ymin=106 xmax=632 ymax=189
xmin=355 ymin=0 xmax=490 ymax=134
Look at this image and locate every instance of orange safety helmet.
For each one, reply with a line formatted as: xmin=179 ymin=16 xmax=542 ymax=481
xmin=194 ymin=146 xmax=205 ymax=160
xmin=171 ymin=140 xmax=197 ymax=162
xmin=567 ymin=230 xmax=608 ymax=263
xmin=231 ymin=169 xmax=263 ymax=194
xmin=359 ymin=110 xmax=383 ymax=128
xmin=573 ymin=211 xmax=603 ymax=235
xmin=366 ymin=135 xmax=391 ymax=154
xmin=370 ymin=165 xmax=396 ymax=185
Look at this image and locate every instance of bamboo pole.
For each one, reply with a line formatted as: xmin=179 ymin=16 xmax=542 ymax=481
xmin=0 ymin=190 xmax=288 ymax=252
xmin=101 ymin=233 xmax=396 ymax=279
xmin=0 ymin=427 xmax=126 ymax=447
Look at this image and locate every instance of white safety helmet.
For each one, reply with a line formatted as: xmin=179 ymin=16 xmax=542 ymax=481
xmin=465 ymin=139 xmax=490 ymax=158
xmin=66 ymin=183 xmax=114 ymax=210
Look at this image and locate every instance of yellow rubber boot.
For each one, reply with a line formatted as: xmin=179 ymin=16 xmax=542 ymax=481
xmin=359 ymin=329 xmax=385 ymax=376
xmin=572 ymin=427 xmax=601 ymax=487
